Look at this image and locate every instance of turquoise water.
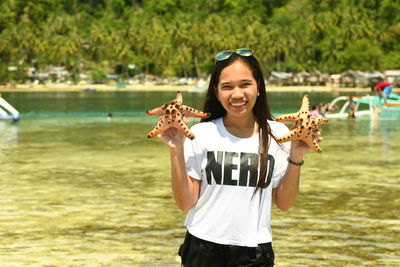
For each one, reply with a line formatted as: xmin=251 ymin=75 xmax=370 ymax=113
xmin=0 ymin=90 xmax=399 ymax=266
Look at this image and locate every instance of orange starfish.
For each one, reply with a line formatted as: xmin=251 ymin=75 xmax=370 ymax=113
xmin=146 ymin=91 xmax=210 ymax=140
xmin=275 ymin=95 xmax=328 ymax=153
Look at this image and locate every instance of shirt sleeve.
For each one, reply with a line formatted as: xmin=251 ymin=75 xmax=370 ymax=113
xmin=269 ymin=122 xmax=291 ymax=188
xmin=272 ymin=140 xmax=290 ymax=188
xmin=184 ymin=131 xmax=203 ymax=180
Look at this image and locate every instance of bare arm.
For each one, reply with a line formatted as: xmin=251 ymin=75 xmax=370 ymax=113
xmin=272 ymin=146 xmax=303 ymax=211
xmin=159 ymin=128 xmax=200 ymax=211
xmin=273 ymin=129 xmax=322 ymax=211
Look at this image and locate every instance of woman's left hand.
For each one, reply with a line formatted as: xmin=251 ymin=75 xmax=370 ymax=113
xmin=290 ymin=127 xmax=323 ymax=156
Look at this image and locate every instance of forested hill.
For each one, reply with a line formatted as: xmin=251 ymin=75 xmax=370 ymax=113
xmin=0 ymin=0 xmax=399 ymax=81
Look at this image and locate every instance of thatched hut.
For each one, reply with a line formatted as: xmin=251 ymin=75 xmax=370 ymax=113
xmin=293 ymin=71 xmax=310 ymax=86
xmin=308 ymin=70 xmax=329 ymax=86
xmin=268 ymin=71 xmax=293 ymax=86
xmin=362 ymin=71 xmax=384 ymax=87
xmin=340 ymin=71 xmax=369 ymax=87
xmin=384 ymin=70 xmax=400 ymax=87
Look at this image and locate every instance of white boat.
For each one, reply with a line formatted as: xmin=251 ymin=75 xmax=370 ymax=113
xmin=326 ymin=93 xmax=400 ymax=119
xmin=0 ymin=94 xmax=20 ymax=121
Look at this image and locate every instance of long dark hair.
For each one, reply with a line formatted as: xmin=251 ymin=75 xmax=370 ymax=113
xmin=201 ymin=53 xmax=276 ymax=191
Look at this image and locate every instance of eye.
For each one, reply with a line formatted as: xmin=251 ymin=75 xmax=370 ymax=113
xmin=241 ymin=82 xmax=252 ymax=88
xmin=220 ymin=85 xmax=232 ymax=90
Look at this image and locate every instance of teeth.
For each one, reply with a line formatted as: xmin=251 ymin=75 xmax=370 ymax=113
xmin=231 ymin=102 xmax=247 ymax=107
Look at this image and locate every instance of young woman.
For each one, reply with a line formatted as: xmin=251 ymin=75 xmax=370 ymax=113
xmin=158 ymin=49 xmax=321 ymax=266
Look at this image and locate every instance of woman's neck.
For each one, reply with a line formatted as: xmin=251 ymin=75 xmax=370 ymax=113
xmin=223 ymin=115 xmax=258 ymax=138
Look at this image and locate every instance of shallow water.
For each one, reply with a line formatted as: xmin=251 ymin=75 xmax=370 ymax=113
xmin=0 ymin=91 xmax=399 ymax=266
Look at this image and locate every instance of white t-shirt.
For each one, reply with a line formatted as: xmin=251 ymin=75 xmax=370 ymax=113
xmin=183 ymin=117 xmax=290 ymax=247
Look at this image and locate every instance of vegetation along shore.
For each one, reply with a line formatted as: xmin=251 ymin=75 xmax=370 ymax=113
xmin=1 ymin=1 xmax=399 ymax=86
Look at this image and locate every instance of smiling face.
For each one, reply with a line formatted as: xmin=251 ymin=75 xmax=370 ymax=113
xmin=215 ymin=60 xmax=259 ymax=122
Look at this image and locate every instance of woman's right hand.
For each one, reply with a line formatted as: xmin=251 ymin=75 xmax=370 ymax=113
xmin=158 ymin=128 xmax=185 ymax=149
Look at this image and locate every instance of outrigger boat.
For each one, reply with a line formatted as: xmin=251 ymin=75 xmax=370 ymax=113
xmin=326 ymin=93 xmax=400 ymax=119
xmin=0 ymin=93 xmax=20 ymax=121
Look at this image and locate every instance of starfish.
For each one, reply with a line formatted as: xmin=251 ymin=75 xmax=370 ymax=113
xmin=275 ymin=95 xmax=328 ymax=153
xmin=146 ymin=91 xmax=210 ymax=140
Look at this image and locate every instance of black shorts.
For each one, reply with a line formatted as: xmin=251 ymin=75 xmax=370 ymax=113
xmin=178 ymin=231 xmax=275 ymax=267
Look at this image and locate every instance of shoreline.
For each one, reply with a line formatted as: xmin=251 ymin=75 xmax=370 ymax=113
xmin=1 ymin=83 xmax=399 ymax=93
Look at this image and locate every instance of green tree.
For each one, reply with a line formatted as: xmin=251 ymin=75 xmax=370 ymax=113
xmin=339 ymin=39 xmax=384 ymax=71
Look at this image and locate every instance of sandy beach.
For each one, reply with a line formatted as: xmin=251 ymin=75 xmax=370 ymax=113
xmin=1 ymin=83 xmax=399 ymax=93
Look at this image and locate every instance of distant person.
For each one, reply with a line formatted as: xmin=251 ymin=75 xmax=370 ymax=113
xmin=311 ymin=104 xmax=322 ymax=118
xmin=311 ymin=103 xmax=336 ymax=118
xmin=372 ymin=81 xmax=393 ymax=104
xmin=107 ymin=112 xmax=113 ymax=121
xmin=347 ymin=96 xmax=356 ymax=119
xmin=322 ymin=103 xmax=338 ymax=117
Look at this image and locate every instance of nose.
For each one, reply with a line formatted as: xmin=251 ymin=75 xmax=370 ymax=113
xmin=232 ymin=86 xmax=244 ymax=98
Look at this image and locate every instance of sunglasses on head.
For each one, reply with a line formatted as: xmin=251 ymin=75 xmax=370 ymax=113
xmin=215 ymin=48 xmax=254 ymax=61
